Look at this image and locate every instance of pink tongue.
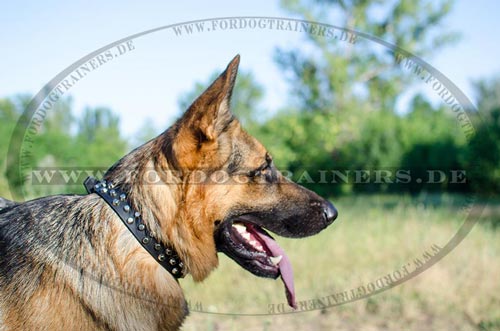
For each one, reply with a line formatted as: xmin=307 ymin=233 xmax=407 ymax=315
xmin=256 ymin=233 xmax=297 ymax=309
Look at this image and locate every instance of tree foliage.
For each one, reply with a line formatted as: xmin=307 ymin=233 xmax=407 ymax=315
xmin=1 ymin=0 xmax=499 ymax=199
xmin=260 ymin=0 xmax=469 ymax=195
xmin=465 ymin=77 xmax=500 ymax=193
xmin=276 ymin=0 xmax=459 ymax=113
xmin=0 ymin=98 xmax=128 ymax=198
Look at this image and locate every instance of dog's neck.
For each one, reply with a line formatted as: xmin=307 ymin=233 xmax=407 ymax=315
xmin=95 ymin=136 xmax=190 ymax=271
xmin=102 ymin=133 xmax=220 ymax=282
xmin=84 ymin=176 xmax=185 ymax=279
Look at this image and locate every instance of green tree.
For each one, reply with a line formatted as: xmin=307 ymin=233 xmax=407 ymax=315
xmin=1 ymin=95 xmax=48 ymax=198
xmin=465 ymin=77 xmax=500 ymax=193
xmin=75 ymin=106 xmax=127 ymax=167
xmin=0 ymin=96 xmax=24 ymax=198
xmin=277 ymin=0 xmax=459 ymax=114
xmin=265 ymin=0 xmax=461 ymax=196
xmin=254 ymin=109 xmax=342 ymax=196
xmin=2 ymin=97 xmax=129 ymax=198
xmin=31 ymin=98 xmax=77 ymax=166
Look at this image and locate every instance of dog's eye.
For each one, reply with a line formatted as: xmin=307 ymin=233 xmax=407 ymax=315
xmin=248 ymin=154 xmax=275 ymax=181
xmin=249 ymin=169 xmax=261 ymax=177
xmin=261 ymin=164 xmax=271 ymax=175
xmin=249 ymin=163 xmax=272 ymax=179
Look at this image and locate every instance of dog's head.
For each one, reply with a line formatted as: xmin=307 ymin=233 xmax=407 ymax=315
xmin=109 ymin=55 xmax=337 ymax=307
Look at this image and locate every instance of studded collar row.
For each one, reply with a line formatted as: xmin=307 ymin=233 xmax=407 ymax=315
xmin=84 ymin=176 xmax=185 ymax=279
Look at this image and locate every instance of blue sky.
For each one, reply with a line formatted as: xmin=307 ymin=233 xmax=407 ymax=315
xmin=1 ymin=1 xmax=499 ymax=137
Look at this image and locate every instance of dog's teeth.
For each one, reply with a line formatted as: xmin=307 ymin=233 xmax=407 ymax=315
xmin=270 ymin=255 xmax=283 ymax=266
xmin=250 ymin=240 xmax=263 ymax=251
xmin=232 ymin=224 xmax=247 ymax=234
xmin=241 ymin=232 xmax=251 ymax=240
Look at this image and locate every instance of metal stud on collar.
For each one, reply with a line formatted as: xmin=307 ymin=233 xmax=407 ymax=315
xmin=83 ymin=176 xmax=184 ymax=279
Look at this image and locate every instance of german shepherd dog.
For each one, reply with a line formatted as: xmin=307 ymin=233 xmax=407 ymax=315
xmin=0 ymin=55 xmax=337 ymax=331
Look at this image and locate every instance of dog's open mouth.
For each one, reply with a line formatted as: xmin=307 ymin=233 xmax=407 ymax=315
xmin=215 ymin=219 xmax=297 ymax=309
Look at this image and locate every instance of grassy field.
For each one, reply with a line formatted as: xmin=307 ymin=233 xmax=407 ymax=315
xmin=180 ymin=194 xmax=500 ymax=331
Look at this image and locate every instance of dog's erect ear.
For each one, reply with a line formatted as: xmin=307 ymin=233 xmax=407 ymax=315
xmin=180 ymin=55 xmax=240 ymax=142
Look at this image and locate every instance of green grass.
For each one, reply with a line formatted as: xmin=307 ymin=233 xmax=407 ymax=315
xmin=181 ymin=194 xmax=500 ymax=331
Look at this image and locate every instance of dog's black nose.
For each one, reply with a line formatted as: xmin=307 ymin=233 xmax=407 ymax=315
xmin=322 ymin=200 xmax=338 ymax=225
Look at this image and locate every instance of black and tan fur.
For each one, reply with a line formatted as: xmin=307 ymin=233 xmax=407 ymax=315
xmin=0 ymin=55 xmax=337 ymax=331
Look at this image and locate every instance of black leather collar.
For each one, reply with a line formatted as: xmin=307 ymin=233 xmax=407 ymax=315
xmin=84 ymin=176 xmax=184 ymax=279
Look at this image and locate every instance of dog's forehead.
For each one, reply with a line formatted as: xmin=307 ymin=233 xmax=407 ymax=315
xmin=235 ymin=129 xmax=267 ymax=164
